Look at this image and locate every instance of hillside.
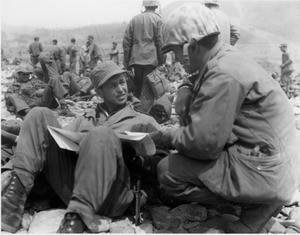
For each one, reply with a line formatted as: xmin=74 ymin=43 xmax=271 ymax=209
xmin=1 ymin=1 xmax=300 ymax=72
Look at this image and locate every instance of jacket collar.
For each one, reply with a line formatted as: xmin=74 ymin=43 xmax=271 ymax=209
xmin=192 ymin=41 xmax=223 ymax=93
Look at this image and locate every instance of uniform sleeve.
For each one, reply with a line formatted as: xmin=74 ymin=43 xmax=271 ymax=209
xmin=173 ymin=71 xmax=245 ymax=160
xmin=155 ymin=19 xmax=166 ymax=65
xmin=63 ymin=116 xmax=83 ymax=131
xmin=29 ymin=45 xmax=32 ymax=55
xmin=122 ymin=21 xmax=133 ymax=68
xmin=39 ymin=43 xmax=43 ymax=52
xmin=88 ymin=42 xmax=95 ymax=56
xmin=59 ymin=48 xmax=67 ymax=71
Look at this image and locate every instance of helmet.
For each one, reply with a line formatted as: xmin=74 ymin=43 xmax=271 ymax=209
xmin=161 ymin=3 xmax=219 ymax=53
xmin=279 ymin=43 xmax=287 ymax=48
xmin=205 ymin=0 xmax=219 ymax=6
xmin=142 ymin=0 xmax=160 ymax=7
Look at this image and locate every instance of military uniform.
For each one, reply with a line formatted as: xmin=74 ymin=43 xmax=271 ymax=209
xmin=5 ymin=71 xmax=68 ymax=117
xmin=123 ymin=7 xmax=165 ymax=112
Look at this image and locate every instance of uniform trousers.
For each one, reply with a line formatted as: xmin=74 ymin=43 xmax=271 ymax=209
xmin=12 ymin=108 xmax=134 ymax=232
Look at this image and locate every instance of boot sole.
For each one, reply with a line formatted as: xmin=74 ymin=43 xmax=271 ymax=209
xmin=1 ymin=221 xmax=19 ymax=233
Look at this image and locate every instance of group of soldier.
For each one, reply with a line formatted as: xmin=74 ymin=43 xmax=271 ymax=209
xmin=1 ymin=0 xmax=300 ymax=234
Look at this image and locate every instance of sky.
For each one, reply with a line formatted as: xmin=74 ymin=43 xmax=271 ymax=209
xmin=1 ymin=0 xmax=285 ymax=29
xmin=1 ymin=0 xmax=179 ymax=29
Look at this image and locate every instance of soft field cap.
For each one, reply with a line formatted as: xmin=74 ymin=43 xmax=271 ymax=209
xmin=161 ymin=3 xmax=220 ymax=53
xmin=279 ymin=43 xmax=287 ymax=48
xmin=90 ymin=61 xmax=126 ymax=88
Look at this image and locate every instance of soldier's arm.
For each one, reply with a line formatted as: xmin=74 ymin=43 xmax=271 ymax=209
xmin=155 ymin=19 xmax=166 ymax=65
xmin=122 ymin=21 xmax=133 ymax=69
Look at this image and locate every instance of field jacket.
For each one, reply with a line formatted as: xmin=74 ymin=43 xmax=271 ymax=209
xmin=123 ymin=11 xmax=165 ymax=68
xmin=174 ymin=42 xmax=300 ymax=204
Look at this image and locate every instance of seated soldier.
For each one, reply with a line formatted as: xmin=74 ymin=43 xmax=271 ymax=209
xmin=152 ymin=3 xmax=300 ymax=233
xmin=5 ymin=66 xmax=75 ymax=118
xmin=1 ymin=61 xmax=164 ymax=233
xmin=60 ymin=67 xmax=94 ymax=101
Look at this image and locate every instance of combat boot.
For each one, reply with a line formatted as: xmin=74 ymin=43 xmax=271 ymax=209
xmin=1 ymin=171 xmax=27 ymax=233
xmin=57 ymin=212 xmax=88 ymax=233
xmin=224 ymin=203 xmax=284 ymax=233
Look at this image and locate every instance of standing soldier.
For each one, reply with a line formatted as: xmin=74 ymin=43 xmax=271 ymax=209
xmin=67 ymin=38 xmax=78 ymax=74
xmin=279 ymin=43 xmax=294 ymax=98
xmin=38 ymin=39 xmax=65 ymax=83
xmin=205 ymin=0 xmax=240 ymax=46
xmin=109 ymin=41 xmax=119 ymax=65
xmin=123 ymin=0 xmax=165 ymax=112
xmin=29 ymin=37 xmax=43 ymax=67
xmin=86 ymin=35 xmax=103 ymax=69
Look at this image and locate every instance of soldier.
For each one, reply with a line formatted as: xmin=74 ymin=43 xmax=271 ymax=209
xmin=38 ymin=39 xmax=66 ymax=83
xmin=279 ymin=43 xmax=294 ymax=98
xmin=109 ymin=41 xmax=119 ymax=65
xmin=67 ymin=38 xmax=78 ymax=74
xmin=205 ymin=0 xmax=240 ymax=46
xmin=123 ymin=0 xmax=166 ymax=112
xmin=29 ymin=37 xmax=43 ymax=67
xmin=86 ymin=35 xmax=103 ymax=69
xmin=151 ymin=3 xmax=300 ymax=233
xmin=5 ymin=66 xmax=75 ymax=118
xmin=1 ymin=61 xmax=163 ymax=233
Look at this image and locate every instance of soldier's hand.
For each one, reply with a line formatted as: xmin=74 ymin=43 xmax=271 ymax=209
xmin=149 ymin=128 xmax=177 ymax=149
xmin=130 ymin=123 xmax=157 ymax=133
xmin=175 ymin=87 xmax=193 ymax=117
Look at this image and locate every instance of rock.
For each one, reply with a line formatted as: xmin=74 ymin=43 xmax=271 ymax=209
xmin=149 ymin=206 xmax=181 ymax=230
xmin=268 ymin=220 xmax=286 ymax=233
xmin=275 ymin=218 xmax=296 ymax=228
xmin=156 ymin=228 xmax=172 ymax=233
xmin=109 ymin=218 xmax=135 ymax=233
xmin=169 ymin=203 xmax=208 ymax=222
xmin=285 ymin=227 xmax=300 ymax=233
xmin=216 ymin=203 xmax=241 ymax=217
xmin=134 ymin=221 xmax=154 ymax=233
xmin=287 ymin=190 xmax=300 ymax=206
xmin=16 ymin=228 xmax=28 ymax=233
xmin=206 ymin=228 xmax=224 ymax=233
xmin=182 ymin=221 xmax=201 ymax=230
xmin=170 ymin=224 xmax=188 ymax=233
xmin=28 ymin=209 xmax=65 ymax=233
xmin=189 ymin=225 xmax=211 ymax=233
xmin=21 ymin=213 xmax=33 ymax=231
xmin=207 ymin=208 xmax=218 ymax=219
xmin=289 ymin=207 xmax=300 ymax=221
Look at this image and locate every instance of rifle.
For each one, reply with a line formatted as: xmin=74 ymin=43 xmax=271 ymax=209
xmin=133 ymin=176 xmax=142 ymax=226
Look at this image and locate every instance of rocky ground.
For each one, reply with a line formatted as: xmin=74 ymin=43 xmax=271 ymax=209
xmin=1 ymin=63 xmax=300 ymax=233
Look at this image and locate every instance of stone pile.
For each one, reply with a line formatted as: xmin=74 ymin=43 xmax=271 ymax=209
xmin=1 ymin=64 xmax=300 ymax=233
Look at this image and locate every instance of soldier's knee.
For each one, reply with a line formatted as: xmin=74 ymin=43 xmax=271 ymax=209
xmin=27 ymin=107 xmax=52 ymax=119
xmin=157 ymin=157 xmax=169 ymax=185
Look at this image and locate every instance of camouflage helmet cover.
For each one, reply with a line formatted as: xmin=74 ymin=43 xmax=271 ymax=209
xmin=142 ymin=0 xmax=160 ymax=7
xmin=161 ymin=3 xmax=220 ymax=53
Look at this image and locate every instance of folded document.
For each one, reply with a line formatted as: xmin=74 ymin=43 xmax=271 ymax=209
xmin=47 ymin=126 xmax=156 ymax=156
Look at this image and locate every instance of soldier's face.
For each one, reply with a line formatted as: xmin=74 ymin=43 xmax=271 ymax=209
xmin=98 ymin=74 xmax=128 ymax=109
xmin=170 ymin=45 xmax=191 ymax=73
